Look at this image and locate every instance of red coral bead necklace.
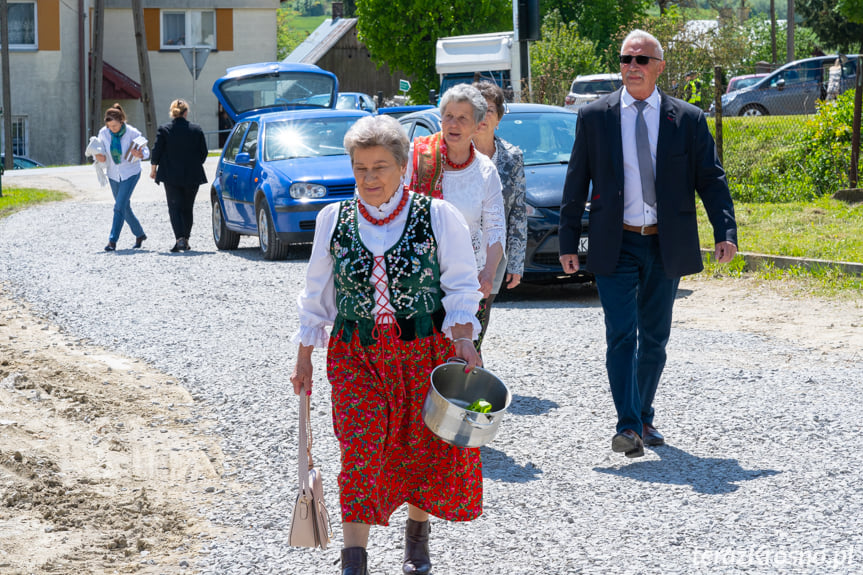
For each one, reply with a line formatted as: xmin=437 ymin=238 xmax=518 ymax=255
xmin=357 ymin=187 xmax=409 ymax=226
xmin=442 ymin=141 xmax=475 ymax=170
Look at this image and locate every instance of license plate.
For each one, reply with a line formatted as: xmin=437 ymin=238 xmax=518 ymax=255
xmin=578 ymin=237 xmax=589 ymax=254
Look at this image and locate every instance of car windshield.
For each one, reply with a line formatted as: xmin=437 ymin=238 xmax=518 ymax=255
xmin=496 ymin=112 xmax=578 ymax=167
xmin=263 ymin=117 xmax=355 ymax=161
xmin=219 ymin=72 xmax=335 ymax=115
xmin=570 ymin=79 xmax=620 ymax=94
xmin=336 ymin=94 xmax=356 ymax=110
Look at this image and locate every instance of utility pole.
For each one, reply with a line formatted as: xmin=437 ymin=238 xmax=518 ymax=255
xmin=1 ymin=0 xmax=13 ymax=175
xmin=131 ymin=0 xmax=157 ymax=142
xmin=770 ymin=0 xmax=776 ymax=65
xmin=786 ymin=0 xmax=794 ymax=62
xmin=89 ymin=0 xmax=105 ymax=140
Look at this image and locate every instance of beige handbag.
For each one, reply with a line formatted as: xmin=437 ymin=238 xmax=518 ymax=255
xmin=288 ymin=393 xmax=333 ymax=549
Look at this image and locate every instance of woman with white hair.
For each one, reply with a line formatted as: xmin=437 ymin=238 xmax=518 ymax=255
xmin=291 ymin=114 xmax=484 ymax=575
xmin=406 ymin=83 xmax=506 ymax=352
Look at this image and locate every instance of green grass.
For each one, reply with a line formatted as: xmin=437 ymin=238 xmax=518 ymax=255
xmin=0 ymin=187 xmax=67 ymax=218
xmin=708 ymin=115 xmax=807 ymax=202
xmin=697 ymin=197 xmax=863 ymax=296
xmin=291 ymin=14 xmax=327 ymax=34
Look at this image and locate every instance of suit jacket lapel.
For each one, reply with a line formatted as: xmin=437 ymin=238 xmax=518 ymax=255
xmin=607 ymin=89 xmax=624 ymax=192
xmin=656 ymin=89 xmax=679 ymax=181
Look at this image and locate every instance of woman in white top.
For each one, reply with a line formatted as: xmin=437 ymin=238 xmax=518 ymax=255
xmin=95 ymin=103 xmax=149 ymax=251
xmin=290 ymin=115 xmax=483 ymax=575
xmin=406 ymin=84 xmax=506 ymax=351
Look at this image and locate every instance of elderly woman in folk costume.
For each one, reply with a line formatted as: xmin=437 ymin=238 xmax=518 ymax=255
xmin=405 ymin=83 xmax=506 ymax=352
xmin=290 ymin=114 xmax=485 ymax=575
xmin=471 ymin=80 xmax=527 ymax=345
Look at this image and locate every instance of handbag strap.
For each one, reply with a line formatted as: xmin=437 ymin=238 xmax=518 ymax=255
xmin=297 ymin=392 xmax=314 ymax=493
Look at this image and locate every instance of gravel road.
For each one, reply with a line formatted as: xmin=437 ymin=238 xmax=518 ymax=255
xmin=2 ymin=192 xmax=862 ymax=574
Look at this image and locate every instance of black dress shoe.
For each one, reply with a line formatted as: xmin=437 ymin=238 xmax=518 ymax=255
xmin=642 ymin=423 xmax=665 ymax=446
xmin=180 ymin=237 xmax=191 ymax=251
xmin=133 ymin=234 xmax=147 ymax=249
xmin=170 ymin=240 xmax=182 ymax=253
xmin=612 ymin=429 xmax=644 ymax=458
xmin=403 ymin=518 xmax=431 ymax=574
xmin=104 ymin=242 xmax=116 ymax=252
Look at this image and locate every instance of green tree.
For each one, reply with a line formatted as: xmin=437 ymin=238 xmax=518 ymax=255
xmin=797 ymin=0 xmax=863 ymax=52
xmin=541 ymin=0 xmax=649 ymax=58
xmin=355 ymin=0 xmax=511 ymax=100
xmin=277 ymin=4 xmax=308 ymax=60
xmin=738 ymin=18 xmax=824 ymax=70
xmin=529 ymin=10 xmax=602 ymax=104
xmin=611 ymin=7 xmax=751 ymax=95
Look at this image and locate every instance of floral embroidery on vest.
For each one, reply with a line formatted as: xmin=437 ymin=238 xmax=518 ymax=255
xmin=331 ymin=193 xmax=442 ymax=325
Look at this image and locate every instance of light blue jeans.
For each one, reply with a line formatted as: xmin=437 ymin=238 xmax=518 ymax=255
xmin=108 ymin=173 xmax=145 ymax=243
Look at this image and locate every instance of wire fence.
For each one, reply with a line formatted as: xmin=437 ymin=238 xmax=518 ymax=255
xmin=704 ymin=62 xmax=859 ymax=203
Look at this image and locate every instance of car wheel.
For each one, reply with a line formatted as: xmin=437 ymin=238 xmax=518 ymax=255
xmin=256 ymin=201 xmax=290 ymax=260
xmin=740 ymin=104 xmax=767 ymax=117
xmin=212 ymin=194 xmax=240 ymax=250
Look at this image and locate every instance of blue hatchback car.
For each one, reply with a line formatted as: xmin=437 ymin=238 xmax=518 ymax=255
xmin=211 ymin=62 xmax=370 ymax=259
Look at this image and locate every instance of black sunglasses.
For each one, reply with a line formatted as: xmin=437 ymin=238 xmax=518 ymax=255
xmin=619 ymin=54 xmax=662 ymax=65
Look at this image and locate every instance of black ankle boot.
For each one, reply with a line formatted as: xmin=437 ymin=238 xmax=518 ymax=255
xmin=341 ymin=546 xmax=369 ymax=575
xmin=402 ymin=519 xmax=431 ymax=574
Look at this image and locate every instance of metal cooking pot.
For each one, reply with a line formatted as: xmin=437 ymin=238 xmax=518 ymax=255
xmin=422 ymin=359 xmax=511 ymax=448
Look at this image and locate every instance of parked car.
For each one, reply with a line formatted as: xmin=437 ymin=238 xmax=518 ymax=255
xmin=0 ymin=155 xmax=45 ymax=169
xmin=725 ymin=73 xmax=768 ymax=94
xmin=714 ymin=55 xmax=859 ymax=116
xmin=398 ymin=104 xmax=591 ymax=283
xmin=336 ymin=91 xmax=377 ymax=113
xmin=377 ymin=104 xmax=435 ymax=118
xmin=564 ymin=73 xmax=622 ymax=111
xmin=211 ymin=62 xmax=370 ymax=260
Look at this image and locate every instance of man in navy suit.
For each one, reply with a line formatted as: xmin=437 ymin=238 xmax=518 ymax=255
xmin=559 ymin=30 xmax=737 ymax=458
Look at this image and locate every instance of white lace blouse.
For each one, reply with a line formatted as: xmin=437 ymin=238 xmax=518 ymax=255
xmin=291 ymin=188 xmax=483 ymax=349
xmin=405 ymin=145 xmax=506 ymax=271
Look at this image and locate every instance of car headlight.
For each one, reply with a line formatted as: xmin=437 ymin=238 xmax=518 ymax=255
xmin=725 ymin=92 xmax=736 ymax=104
xmin=525 ymin=203 xmax=540 ymax=218
xmin=290 ymin=183 xmax=327 ymax=199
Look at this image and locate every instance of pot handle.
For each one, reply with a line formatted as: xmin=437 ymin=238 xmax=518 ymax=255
xmin=445 ymin=357 xmax=467 ymax=365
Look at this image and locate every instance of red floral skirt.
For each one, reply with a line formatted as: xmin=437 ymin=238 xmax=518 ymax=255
xmin=326 ymin=328 xmax=483 ymax=526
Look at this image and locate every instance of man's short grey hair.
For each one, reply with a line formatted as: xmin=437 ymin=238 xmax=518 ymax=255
xmin=439 ymin=83 xmax=488 ymax=124
xmin=622 ymin=29 xmax=664 ymax=60
xmin=343 ymin=114 xmax=409 ymax=167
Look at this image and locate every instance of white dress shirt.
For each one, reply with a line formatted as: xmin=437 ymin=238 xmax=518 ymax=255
xmin=97 ymin=124 xmax=150 ymax=182
xmin=291 ymin=188 xmax=482 ymax=349
xmin=620 ymin=87 xmax=661 ymax=226
xmin=405 ymin=145 xmax=506 ymax=271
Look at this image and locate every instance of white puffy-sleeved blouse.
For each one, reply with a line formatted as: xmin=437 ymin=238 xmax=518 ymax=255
xmin=405 ymin=145 xmax=506 ymax=271
xmin=292 ymin=188 xmax=483 ymax=349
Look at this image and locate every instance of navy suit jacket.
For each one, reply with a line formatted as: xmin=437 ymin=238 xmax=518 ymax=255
xmin=560 ymin=88 xmax=737 ymax=278
xmin=151 ymin=117 xmax=208 ymax=187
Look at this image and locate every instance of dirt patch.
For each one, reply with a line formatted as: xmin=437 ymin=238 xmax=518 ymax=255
xmin=674 ymin=275 xmax=862 ymax=358
xmin=0 ymin=291 xmax=236 ymax=574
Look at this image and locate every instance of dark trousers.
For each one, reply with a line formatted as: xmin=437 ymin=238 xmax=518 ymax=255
xmin=475 ymin=294 xmax=497 ymax=352
xmin=594 ymin=231 xmax=680 ymax=436
xmin=165 ymin=184 xmax=199 ymax=240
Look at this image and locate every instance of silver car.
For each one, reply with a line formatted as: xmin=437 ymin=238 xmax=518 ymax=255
xmin=564 ymin=73 xmax=622 ymax=110
xmin=716 ymin=55 xmax=858 ymax=117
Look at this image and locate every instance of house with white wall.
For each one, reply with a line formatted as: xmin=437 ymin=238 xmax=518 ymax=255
xmin=0 ymin=0 xmax=277 ymax=167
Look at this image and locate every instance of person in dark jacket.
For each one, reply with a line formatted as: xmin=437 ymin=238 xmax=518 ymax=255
xmin=150 ymin=98 xmax=208 ymax=252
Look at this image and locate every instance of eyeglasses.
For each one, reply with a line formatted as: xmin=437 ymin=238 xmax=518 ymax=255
xmin=619 ymin=54 xmax=662 ymax=65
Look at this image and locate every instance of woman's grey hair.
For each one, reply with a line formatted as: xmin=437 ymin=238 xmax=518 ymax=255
xmin=343 ymin=114 xmax=409 ymax=167
xmin=439 ymin=83 xmax=488 ymax=124
xmin=622 ymin=29 xmax=664 ymax=60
